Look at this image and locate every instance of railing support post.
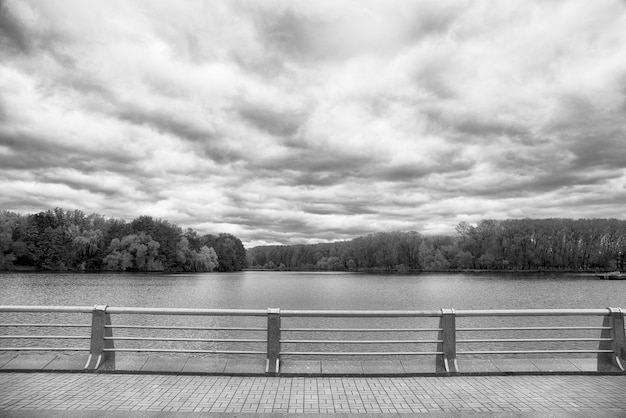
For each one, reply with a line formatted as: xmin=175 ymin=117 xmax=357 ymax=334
xmin=266 ymin=308 xmax=281 ymax=376
xmin=85 ymin=305 xmax=114 ymax=371
xmin=437 ymin=308 xmax=458 ymax=373
xmin=598 ymin=307 xmax=625 ymax=372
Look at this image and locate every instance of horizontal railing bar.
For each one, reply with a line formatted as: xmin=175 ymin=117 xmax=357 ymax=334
xmin=0 ymin=335 xmax=89 ymax=339
xmin=455 ymin=309 xmax=610 ymax=317
xmin=0 ymin=347 xmax=90 ymax=351
xmin=105 ymin=307 xmax=267 ymax=316
xmin=0 ymin=306 xmax=94 ymax=313
xmin=106 ymin=325 xmax=266 ymax=331
xmin=281 ymin=310 xmax=442 ymax=317
xmin=281 ymin=351 xmax=443 ymax=355
xmin=105 ymin=337 xmax=264 ymax=343
xmin=281 ymin=339 xmax=442 ymax=344
xmin=458 ymin=349 xmax=614 ymax=355
xmin=282 ymin=328 xmax=441 ymax=332
xmin=0 ymin=324 xmax=90 ymax=328
xmin=458 ymin=337 xmax=612 ymax=343
xmin=459 ymin=326 xmax=611 ymax=331
xmin=104 ymin=348 xmax=265 ymax=354
xmin=0 ymin=306 xmax=617 ymax=317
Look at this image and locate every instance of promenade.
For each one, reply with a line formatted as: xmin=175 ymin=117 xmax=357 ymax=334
xmin=2 ymin=304 xmax=624 ymax=415
xmin=1 ymin=372 xmax=625 ymax=416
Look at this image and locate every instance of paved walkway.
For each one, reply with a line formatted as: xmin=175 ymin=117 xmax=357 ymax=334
xmin=1 ymin=373 xmax=625 ymax=416
xmin=2 ymin=353 xmax=624 ymax=375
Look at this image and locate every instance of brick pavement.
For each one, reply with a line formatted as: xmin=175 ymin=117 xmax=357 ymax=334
xmin=0 ymin=373 xmax=625 ymax=415
xmin=3 ymin=353 xmax=624 ymax=375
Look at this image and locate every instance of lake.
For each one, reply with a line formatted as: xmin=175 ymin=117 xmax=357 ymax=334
xmin=1 ymin=271 xmax=624 ymax=358
xmin=2 ymin=270 xmax=624 ymax=309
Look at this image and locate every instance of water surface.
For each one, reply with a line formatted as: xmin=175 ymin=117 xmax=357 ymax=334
xmin=2 ymin=271 xmax=623 ymax=309
xmin=1 ymin=271 xmax=624 ymax=358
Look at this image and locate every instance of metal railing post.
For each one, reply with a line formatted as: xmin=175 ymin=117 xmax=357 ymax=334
xmin=85 ymin=305 xmax=114 ymax=370
xmin=598 ymin=307 xmax=625 ymax=372
xmin=437 ymin=308 xmax=458 ymax=373
xmin=266 ymin=308 xmax=281 ymax=375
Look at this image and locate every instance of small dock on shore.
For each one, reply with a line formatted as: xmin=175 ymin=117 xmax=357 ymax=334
xmin=595 ymin=271 xmax=626 ymax=280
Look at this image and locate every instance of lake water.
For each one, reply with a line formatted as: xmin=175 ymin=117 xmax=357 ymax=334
xmin=1 ymin=271 xmax=625 ymax=358
xmin=2 ymin=270 xmax=624 ymax=309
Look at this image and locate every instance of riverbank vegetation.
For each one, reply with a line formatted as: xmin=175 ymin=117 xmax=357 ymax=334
xmin=0 ymin=208 xmax=246 ymax=272
xmin=3 ymin=210 xmax=625 ymax=273
xmin=247 ymin=219 xmax=626 ymax=272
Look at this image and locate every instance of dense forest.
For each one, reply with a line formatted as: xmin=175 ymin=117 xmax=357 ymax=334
xmin=0 ymin=208 xmax=246 ymax=272
xmin=247 ymin=219 xmax=626 ymax=272
xmin=4 ymin=211 xmax=626 ymax=273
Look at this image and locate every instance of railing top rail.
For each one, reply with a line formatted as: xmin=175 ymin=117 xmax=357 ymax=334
xmin=280 ymin=310 xmax=442 ymax=317
xmin=455 ymin=308 xmax=612 ymax=317
xmin=0 ymin=305 xmax=94 ymax=313
xmin=0 ymin=306 xmax=619 ymax=317
xmin=104 ymin=307 xmax=268 ymax=316
xmin=0 ymin=306 xmax=268 ymax=316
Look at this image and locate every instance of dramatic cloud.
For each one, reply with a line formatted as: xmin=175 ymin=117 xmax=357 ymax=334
xmin=1 ymin=0 xmax=626 ymax=247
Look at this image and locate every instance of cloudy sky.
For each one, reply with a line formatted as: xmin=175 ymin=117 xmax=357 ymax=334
xmin=1 ymin=0 xmax=625 ymax=247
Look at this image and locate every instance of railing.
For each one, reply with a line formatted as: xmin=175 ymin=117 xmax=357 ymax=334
xmin=0 ymin=305 xmax=624 ymax=375
xmin=278 ymin=310 xmax=445 ymax=368
xmin=0 ymin=306 xmax=93 ymax=353
xmin=454 ymin=308 xmax=624 ymax=374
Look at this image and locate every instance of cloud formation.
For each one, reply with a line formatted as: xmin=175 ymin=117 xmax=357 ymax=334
xmin=1 ymin=0 xmax=626 ymax=247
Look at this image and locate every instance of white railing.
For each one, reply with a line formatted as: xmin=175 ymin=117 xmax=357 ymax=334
xmin=0 ymin=305 xmax=624 ymax=375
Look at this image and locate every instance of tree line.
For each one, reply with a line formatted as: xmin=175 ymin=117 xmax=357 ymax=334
xmin=0 ymin=208 xmax=246 ymax=272
xmin=247 ymin=218 xmax=626 ymax=272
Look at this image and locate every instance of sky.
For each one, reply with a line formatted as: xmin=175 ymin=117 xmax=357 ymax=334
xmin=1 ymin=0 xmax=626 ymax=248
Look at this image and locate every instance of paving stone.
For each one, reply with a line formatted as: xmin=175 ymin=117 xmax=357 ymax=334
xmin=1 ymin=354 xmax=57 ymax=370
xmin=458 ymin=359 xmax=500 ymax=373
xmin=181 ymin=357 xmax=226 ymax=374
xmin=280 ymin=360 xmax=321 ymax=375
xmin=0 ymin=354 xmax=17 ymax=368
xmin=320 ymin=360 xmax=363 ymax=375
xmin=223 ymin=358 xmax=266 ymax=375
xmin=401 ymin=358 xmax=437 ymax=374
xmin=44 ymin=354 xmax=90 ymax=371
xmin=100 ymin=354 xmax=148 ymax=372
xmin=568 ymin=358 xmax=603 ymax=372
xmin=491 ymin=358 xmax=541 ymax=372
xmin=530 ymin=358 xmax=582 ymax=372
xmin=141 ymin=355 xmax=188 ymax=373
xmin=597 ymin=359 xmax=625 ymax=373
xmin=361 ymin=359 xmax=404 ymax=375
